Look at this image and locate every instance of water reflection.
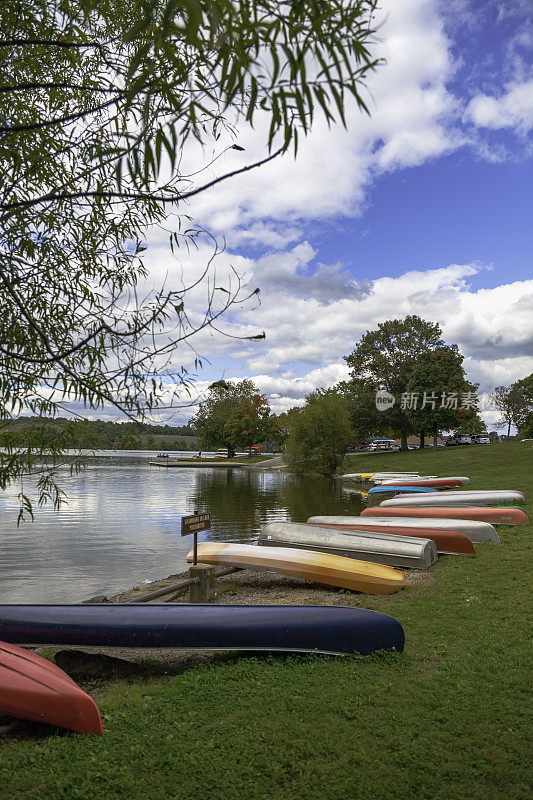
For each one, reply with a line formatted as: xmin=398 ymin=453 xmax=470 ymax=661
xmin=0 ymin=457 xmax=362 ymax=603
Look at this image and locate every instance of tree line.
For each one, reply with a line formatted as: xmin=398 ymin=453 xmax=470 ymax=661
xmin=190 ymin=316 xmax=533 ymax=476
xmin=0 ymin=418 xmax=197 ymax=451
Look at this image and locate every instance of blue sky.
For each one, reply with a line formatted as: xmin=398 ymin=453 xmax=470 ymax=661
xmin=137 ymin=0 xmax=533 ymax=428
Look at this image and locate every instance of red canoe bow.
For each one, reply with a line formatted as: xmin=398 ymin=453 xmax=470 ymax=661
xmin=0 ymin=640 xmax=104 ymax=735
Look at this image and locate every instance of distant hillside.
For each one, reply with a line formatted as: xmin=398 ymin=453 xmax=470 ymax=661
xmin=0 ymin=417 xmax=199 ymax=451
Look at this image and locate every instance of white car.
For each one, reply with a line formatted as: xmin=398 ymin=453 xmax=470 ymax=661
xmin=445 ymin=434 xmax=472 ymax=446
xmin=368 ymin=439 xmax=400 ymax=451
xmin=471 ymin=434 xmax=490 ymax=444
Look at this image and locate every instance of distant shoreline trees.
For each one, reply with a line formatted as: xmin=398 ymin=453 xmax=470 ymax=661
xmin=191 ymin=380 xmax=273 ymax=455
xmin=0 ymin=417 xmax=198 ymax=451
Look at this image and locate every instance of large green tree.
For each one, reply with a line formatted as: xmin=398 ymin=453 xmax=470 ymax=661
xmin=405 ymin=346 xmax=480 ymax=449
xmin=0 ymin=0 xmax=380 ymax=515
xmin=191 ymin=380 xmax=272 ymax=453
xmin=344 ymin=316 xmax=446 ymax=450
xmin=285 ymin=390 xmax=352 ymax=476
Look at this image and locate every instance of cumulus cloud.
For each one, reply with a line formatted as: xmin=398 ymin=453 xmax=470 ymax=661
xmin=251 ymin=243 xmax=373 ymax=303
xmin=147 ymin=254 xmax=533 ymax=416
xmin=464 ymin=80 xmax=533 ymax=133
xmin=175 ymin=0 xmax=459 ymax=247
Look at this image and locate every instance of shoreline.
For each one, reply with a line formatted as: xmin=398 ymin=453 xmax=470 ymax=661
xmin=103 ymin=561 xmax=432 ymax=606
xmin=149 ymin=455 xmax=285 ymax=471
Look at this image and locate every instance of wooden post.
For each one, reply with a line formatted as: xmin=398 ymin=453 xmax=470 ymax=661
xmin=189 ymin=565 xmax=215 ymax=603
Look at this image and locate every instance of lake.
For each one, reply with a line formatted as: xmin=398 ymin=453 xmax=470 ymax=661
xmin=0 ymin=453 xmax=362 ymax=602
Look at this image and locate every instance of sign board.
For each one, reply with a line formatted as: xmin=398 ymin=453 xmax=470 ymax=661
xmin=181 ymin=512 xmax=211 ymax=537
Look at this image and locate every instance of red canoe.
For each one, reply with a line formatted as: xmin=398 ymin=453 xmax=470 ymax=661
xmin=306 ymin=521 xmax=475 ymax=554
xmin=361 ymin=506 xmax=530 ymax=525
xmin=0 ymin=640 xmax=104 ymax=735
xmin=380 ymin=478 xmax=464 ymax=488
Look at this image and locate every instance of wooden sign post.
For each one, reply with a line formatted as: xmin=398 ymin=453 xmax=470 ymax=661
xmin=181 ymin=511 xmax=211 ymax=565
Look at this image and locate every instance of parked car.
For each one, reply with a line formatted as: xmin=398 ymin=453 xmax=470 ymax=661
xmin=368 ymin=439 xmax=401 ymax=451
xmin=445 ymin=434 xmax=472 ymax=446
xmin=471 ymin=434 xmax=490 ymax=444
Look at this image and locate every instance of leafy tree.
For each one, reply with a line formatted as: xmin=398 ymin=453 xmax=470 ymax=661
xmin=454 ymin=411 xmax=486 ymax=436
xmin=492 ymin=380 xmax=532 ymax=440
xmin=191 ymin=380 xmax=272 ymax=453
xmin=344 ymin=316 xmax=445 ymax=450
xmin=405 ymin=347 xmax=480 ymax=449
xmin=513 ymin=374 xmax=533 ymax=439
xmin=336 ymin=379 xmax=393 ymax=443
xmin=0 ymin=0 xmax=380 ymax=515
xmin=286 ymin=390 xmax=352 ymax=476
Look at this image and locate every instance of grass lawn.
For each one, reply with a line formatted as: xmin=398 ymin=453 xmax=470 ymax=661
xmin=0 ymin=443 xmax=531 ymax=799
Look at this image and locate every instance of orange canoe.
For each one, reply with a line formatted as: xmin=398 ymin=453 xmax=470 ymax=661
xmin=0 ymin=640 xmax=103 ymax=735
xmin=306 ymin=522 xmax=475 ymax=554
xmin=361 ymin=506 xmax=530 ymax=525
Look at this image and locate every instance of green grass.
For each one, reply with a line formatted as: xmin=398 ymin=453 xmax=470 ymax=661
xmin=1 ymin=443 xmax=531 ymax=799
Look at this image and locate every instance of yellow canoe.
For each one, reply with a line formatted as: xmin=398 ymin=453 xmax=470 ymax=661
xmin=187 ymin=542 xmax=405 ymax=595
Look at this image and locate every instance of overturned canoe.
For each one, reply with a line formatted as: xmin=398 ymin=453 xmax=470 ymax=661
xmin=188 ymin=542 xmax=405 ymax=594
xmin=341 ymin=472 xmax=420 ymax=482
xmin=370 ymin=475 xmax=437 ymax=484
xmin=258 ymin=522 xmax=438 ymax=568
xmin=364 ymin=472 xmax=420 ymax=479
xmin=379 ymin=490 xmax=526 ymax=507
xmin=0 ymin=640 xmax=103 ymax=735
xmin=379 ymin=477 xmax=469 ymax=488
xmin=304 ymin=522 xmax=475 ymax=555
xmin=308 ymin=515 xmax=500 ymax=543
xmin=0 ymin=605 xmax=405 ymax=656
xmin=368 ymin=485 xmax=439 ymax=495
xmin=363 ymin=506 xmax=529 ymax=525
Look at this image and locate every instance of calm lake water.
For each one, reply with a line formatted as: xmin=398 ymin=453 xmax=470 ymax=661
xmin=0 ymin=452 xmax=362 ymax=603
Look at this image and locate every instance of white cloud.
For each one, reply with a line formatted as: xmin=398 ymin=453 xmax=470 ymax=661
xmin=176 ymin=0 xmax=459 ymax=247
xmin=464 ymin=79 xmax=533 ymax=133
xmin=146 ymin=254 xmax=533 ymax=418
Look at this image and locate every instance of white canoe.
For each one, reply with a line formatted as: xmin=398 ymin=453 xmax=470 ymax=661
xmin=307 ymin=515 xmax=500 ymax=544
xmin=340 ymin=472 xmax=420 ymax=482
xmin=379 ymin=490 xmax=526 ymax=507
xmin=259 ymin=522 xmax=438 ymax=569
xmin=379 ymin=476 xmax=470 ymax=486
xmin=187 ymin=542 xmax=405 ymax=594
xmin=370 ymin=475 xmax=437 ymax=484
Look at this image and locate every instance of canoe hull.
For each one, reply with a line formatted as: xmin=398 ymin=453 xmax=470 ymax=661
xmin=362 ymin=507 xmax=529 ymax=525
xmin=258 ymin=522 xmax=438 ymax=568
xmin=307 ymin=515 xmax=500 ymax=543
xmin=368 ymin=486 xmax=439 ymax=495
xmin=0 ymin=605 xmax=405 ymax=656
xmin=0 ymin=640 xmax=103 ymax=735
xmin=304 ymin=522 xmax=475 ymax=555
xmin=379 ymin=490 xmax=526 ymax=507
xmin=379 ymin=478 xmax=468 ymax=488
xmin=188 ymin=542 xmax=405 ymax=594
xmin=341 ymin=472 xmax=420 ymax=482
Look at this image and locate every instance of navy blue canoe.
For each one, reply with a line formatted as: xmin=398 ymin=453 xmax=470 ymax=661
xmin=0 ymin=604 xmax=404 ymax=656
